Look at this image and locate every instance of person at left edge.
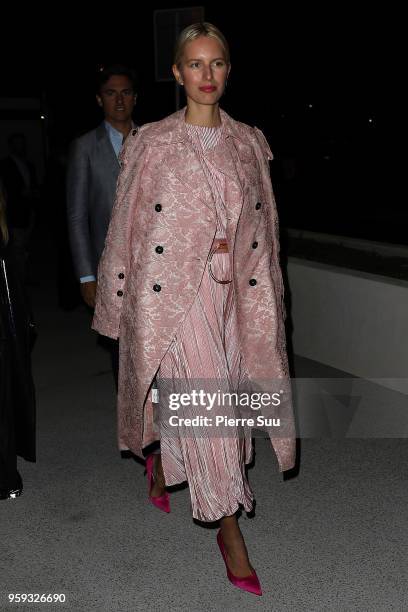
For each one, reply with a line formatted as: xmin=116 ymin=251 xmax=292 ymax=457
xmin=0 ymin=181 xmax=36 ymax=500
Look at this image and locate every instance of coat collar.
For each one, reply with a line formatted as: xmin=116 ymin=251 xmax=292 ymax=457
xmin=141 ymin=107 xmax=252 ymax=147
xmin=142 ymin=108 xmax=255 ymax=218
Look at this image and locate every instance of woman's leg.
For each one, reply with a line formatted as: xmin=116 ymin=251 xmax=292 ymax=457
xmin=219 ymin=513 xmax=253 ymax=577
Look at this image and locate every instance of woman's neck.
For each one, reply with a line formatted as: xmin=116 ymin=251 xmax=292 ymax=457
xmin=185 ymin=102 xmax=221 ymax=127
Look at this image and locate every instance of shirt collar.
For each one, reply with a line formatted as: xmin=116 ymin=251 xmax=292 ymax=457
xmin=104 ymin=120 xmax=135 ymax=138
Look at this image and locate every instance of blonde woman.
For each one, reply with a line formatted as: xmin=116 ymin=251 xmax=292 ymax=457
xmin=93 ymin=22 xmax=295 ymax=596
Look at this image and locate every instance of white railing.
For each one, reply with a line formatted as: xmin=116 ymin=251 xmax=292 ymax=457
xmin=287 ymin=255 xmax=408 ymax=394
xmin=287 ymin=227 xmax=408 ymax=258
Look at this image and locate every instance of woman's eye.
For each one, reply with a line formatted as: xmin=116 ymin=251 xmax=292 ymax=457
xmin=190 ymin=62 xmax=200 ymax=68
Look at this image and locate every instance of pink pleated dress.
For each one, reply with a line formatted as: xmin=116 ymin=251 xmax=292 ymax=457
xmin=156 ymin=123 xmax=254 ymax=522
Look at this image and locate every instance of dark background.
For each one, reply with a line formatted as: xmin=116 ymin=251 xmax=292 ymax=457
xmin=0 ymin=3 xmax=397 ymax=243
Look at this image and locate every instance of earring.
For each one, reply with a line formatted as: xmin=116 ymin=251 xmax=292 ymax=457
xmin=179 ymin=81 xmax=184 ymax=86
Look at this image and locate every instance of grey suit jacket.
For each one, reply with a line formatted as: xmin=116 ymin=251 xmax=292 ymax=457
xmin=66 ymin=123 xmax=120 ymax=279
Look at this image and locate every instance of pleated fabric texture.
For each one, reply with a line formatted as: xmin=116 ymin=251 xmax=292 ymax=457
xmin=156 ymin=124 xmax=254 ymax=522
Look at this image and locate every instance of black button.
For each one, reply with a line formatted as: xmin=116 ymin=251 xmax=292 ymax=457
xmin=132 ymin=129 xmax=137 ymax=136
xmin=255 ymin=202 xmax=262 ymax=210
xmin=155 ymin=246 xmax=164 ymax=254
xmin=117 ymin=290 xmax=123 ymax=297
xmin=252 ymin=241 xmax=258 ymax=249
xmin=118 ymin=273 xmax=124 ymax=279
xmin=249 ymin=279 xmax=257 ymax=286
xmin=153 ymin=284 xmax=161 ymax=292
xmin=155 ymin=204 xmax=162 ymax=212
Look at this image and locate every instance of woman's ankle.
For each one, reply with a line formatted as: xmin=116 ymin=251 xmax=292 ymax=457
xmin=153 ymin=455 xmax=166 ymax=489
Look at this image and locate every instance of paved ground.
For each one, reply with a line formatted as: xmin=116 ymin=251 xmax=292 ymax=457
xmin=1 ymin=226 xmax=407 ymax=611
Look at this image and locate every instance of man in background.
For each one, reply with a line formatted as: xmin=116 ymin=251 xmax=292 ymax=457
xmin=66 ymin=64 xmax=138 ymax=386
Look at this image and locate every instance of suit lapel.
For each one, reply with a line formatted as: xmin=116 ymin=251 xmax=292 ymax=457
xmin=96 ymin=123 xmax=120 ymax=172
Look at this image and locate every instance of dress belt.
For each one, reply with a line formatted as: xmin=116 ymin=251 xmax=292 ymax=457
xmin=208 ymin=238 xmax=232 ymax=284
xmin=210 ymin=238 xmax=229 ymax=253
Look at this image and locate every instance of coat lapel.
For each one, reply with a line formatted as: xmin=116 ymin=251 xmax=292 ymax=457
xmin=142 ymin=107 xmax=262 ymax=217
xmin=163 ymin=142 xmax=215 ymax=213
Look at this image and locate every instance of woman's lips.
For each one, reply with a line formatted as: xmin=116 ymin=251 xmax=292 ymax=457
xmin=199 ymin=86 xmax=217 ymax=93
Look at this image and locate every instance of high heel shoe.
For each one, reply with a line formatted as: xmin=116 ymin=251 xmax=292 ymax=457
xmin=145 ymin=454 xmax=170 ymax=513
xmin=216 ymin=530 xmax=262 ymax=596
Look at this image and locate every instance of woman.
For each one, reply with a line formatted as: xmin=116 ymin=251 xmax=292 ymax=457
xmin=93 ymin=22 xmax=295 ymax=596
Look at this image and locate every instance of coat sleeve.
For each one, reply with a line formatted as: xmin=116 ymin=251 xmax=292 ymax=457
xmin=66 ymin=138 xmax=95 ymax=279
xmin=252 ymin=127 xmax=287 ymax=325
xmin=92 ymin=133 xmax=147 ymax=339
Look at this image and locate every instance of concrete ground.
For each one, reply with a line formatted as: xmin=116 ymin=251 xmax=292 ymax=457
xmin=1 ymin=227 xmax=407 ymax=612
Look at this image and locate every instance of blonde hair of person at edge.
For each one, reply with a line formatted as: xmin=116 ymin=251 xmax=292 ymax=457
xmin=92 ymin=22 xmax=296 ymax=597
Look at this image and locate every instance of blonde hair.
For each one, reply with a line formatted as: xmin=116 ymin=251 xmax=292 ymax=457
xmin=173 ymin=22 xmax=230 ymax=67
xmin=0 ymin=183 xmax=8 ymax=245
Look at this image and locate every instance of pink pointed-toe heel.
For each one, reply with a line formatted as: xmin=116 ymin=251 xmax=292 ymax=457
xmin=145 ymin=454 xmax=170 ymax=513
xmin=216 ymin=530 xmax=262 ymax=596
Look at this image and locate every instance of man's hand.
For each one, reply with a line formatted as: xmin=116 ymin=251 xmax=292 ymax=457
xmin=80 ymin=280 xmax=97 ymax=308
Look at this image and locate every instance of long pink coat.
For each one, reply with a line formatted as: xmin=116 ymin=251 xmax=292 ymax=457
xmin=92 ymin=108 xmax=296 ymax=471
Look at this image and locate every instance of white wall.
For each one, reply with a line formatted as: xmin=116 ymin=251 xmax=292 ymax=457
xmin=287 ymin=257 xmax=408 ymax=394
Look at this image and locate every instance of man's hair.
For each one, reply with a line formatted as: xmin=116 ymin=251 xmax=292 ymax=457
xmin=95 ymin=64 xmax=138 ymax=94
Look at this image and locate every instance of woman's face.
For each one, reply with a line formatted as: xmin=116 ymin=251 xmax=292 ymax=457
xmin=173 ymin=36 xmax=230 ymax=107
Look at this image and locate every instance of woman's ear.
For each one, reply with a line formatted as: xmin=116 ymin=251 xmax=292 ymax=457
xmin=96 ymin=95 xmax=103 ymax=108
xmin=172 ymin=64 xmax=183 ymax=86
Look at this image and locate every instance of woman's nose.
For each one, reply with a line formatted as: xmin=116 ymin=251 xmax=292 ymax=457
xmin=203 ymin=65 xmax=213 ymax=80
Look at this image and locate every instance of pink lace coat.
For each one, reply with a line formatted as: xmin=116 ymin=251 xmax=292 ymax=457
xmin=92 ymin=108 xmax=296 ymax=471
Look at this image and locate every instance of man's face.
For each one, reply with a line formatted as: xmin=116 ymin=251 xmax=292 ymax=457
xmin=96 ymin=75 xmax=136 ymax=124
